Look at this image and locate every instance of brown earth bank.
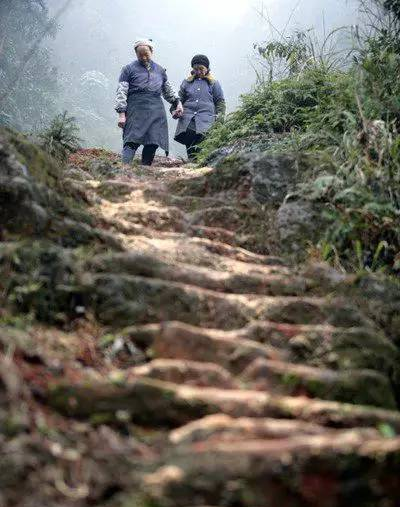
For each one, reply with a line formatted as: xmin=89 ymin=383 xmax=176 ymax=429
xmin=1 ymin=129 xmax=400 ymax=507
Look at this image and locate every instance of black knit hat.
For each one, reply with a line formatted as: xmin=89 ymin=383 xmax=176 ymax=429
xmin=191 ymin=54 xmax=210 ymax=69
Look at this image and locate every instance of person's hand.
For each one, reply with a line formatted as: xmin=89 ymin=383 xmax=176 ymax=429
xmin=172 ymin=102 xmax=184 ymax=119
xmin=118 ymin=113 xmax=126 ymax=129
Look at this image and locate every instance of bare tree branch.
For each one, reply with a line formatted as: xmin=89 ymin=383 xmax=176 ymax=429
xmin=282 ymin=0 xmax=302 ymax=37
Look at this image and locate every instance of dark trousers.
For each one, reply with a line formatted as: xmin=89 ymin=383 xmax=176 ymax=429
xmin=181 ymin=119 xmax=205 ymax=161
xmin=122 ymin=143 xmax=158 ymax=166
xmin=185 ymin=129 xmax=204 ymax=161
xmin=184 ymin=129 xmax=205 ymax=161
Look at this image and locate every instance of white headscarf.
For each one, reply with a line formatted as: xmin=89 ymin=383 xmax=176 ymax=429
xmin=134 ymin=39 xmax=154 ymax=52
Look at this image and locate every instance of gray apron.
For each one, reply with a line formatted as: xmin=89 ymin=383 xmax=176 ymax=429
xmin=124 ymin=90 xmax=169 ymax=153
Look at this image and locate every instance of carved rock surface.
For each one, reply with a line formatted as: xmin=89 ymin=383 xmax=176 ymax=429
xmin=1 ymin=139 xmax=399 ymax=507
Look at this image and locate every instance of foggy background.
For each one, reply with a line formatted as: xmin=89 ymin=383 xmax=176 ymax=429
xmin=49 ymin=0 xmax=360 ymax=155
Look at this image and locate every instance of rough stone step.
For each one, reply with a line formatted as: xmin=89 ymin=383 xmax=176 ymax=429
xmin=97 ymin=216 xmax=163 ymax=237
xmin=115 ymin=322 xmax=285 ymax=373
xmin=86 ymin=274 xmax=252 ymax=329
xmin=143 ymin=433 xmax=400 ymax=507
xmin=113 ymin=204 xmax=188 ymax=232
xmin=142 ymin=321 xmax=285 ymax=373
xmin=118 ymin=321 xmax=399 ymax=382
xmin=188 ymin=206 xmax=244 ymax=229
xmin=251 ymin=295 xmax=376 ymax=328
xmin=206 ymin=321 xmax=399 ymax=377
xmin=86 ymin=273 xmax=374 ymax=330
xmin=130 ymin=359 xmax=238 ymax=389
xmin=124 ymin=235 xmax=285 ymax=267
xmin=47 ymin=377 xmax=400 ymax=430
xmin=143 ymin=188 xmax=227 ymax=212
xmin=188 ymin=237 xmax=284 ymax=266
xmin=169 ymin=414 xmax=343 ymax=446
xmin=102 ymin=217 xmax=259 ymax=253
xmin=286 ymin=326 xmax=400 ymax=378
xmin=184 ymin=226 xmax=274 ymax=257
xmin=95 ymin=180 xmax=136 ymax=202
xmin=240 ymin=358 xmax=397 ymax=408
xmin=123 ymin=239 xmax=290 ymax=277
xmin=88 ymin=251 xmax=311 ymax=296
xmin=119 ymin=320 xmax=328 ymax=350
xmin=188 ymin=224 xmax=239 ymax=246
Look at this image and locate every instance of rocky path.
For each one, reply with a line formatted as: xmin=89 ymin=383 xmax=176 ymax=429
xmin=2 ymin=148 xmax=400 ymax=506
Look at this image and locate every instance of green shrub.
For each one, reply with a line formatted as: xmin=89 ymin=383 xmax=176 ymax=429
xmin=39 ymin=111 xmax=81 ymax=162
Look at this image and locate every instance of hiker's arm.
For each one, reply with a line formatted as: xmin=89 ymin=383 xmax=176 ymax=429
xmin=116 ymin=66 xmax=129 ymax=128
xmin=162 ymin=78 xmax=180 ymax=107
xmin=213 ymin=81 xmax=226 ymax=122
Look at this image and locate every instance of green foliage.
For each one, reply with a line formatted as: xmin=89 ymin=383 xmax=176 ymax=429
xmin=300 ymin=42 xmax=400 ymax=270
xmin=378 ymin=422 xmax=397 ymax=438
xmin=254 ymin=27 xmax=352 ymax=82
xmin=199 ymin=2 xmax=400 ymax=272
xmin=39 ymin=111 xmax=81 ymax=161
xmin=254 ymin=30 xmax=312 ymax=79
xmin=198 ymin=67 xmax=355 ymax=163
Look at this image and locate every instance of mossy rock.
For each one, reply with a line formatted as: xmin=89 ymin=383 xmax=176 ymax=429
xmin=0 ymin=240 xmax=86 ymax=323
xmin=48 ymin=378 xmax=212 ymax=426
xmin=1 ymin=128 xmax=62 ymax=189
xmin=85 ymin=273 xmax=250 ymax=330
xmin=0 ymin=128 xmax=121 ymax=254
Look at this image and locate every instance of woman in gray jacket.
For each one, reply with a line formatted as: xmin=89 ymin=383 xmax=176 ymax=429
xmin=116 ymin=39 xmax=183 ymax=166
xmin=173 ymin=55 xmax=226 ymax=161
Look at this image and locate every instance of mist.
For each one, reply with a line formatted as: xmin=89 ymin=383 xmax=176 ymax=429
xmin=49 ymin=0 xmax=360 ymax=154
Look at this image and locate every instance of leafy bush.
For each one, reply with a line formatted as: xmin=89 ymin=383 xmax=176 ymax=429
xmin=39 ymin=111 xmax=81 ymax=162
xmin=198 ymin=67 xmax=355 ymax=163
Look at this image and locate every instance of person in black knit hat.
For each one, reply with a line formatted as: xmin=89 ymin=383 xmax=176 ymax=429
xmin=191 ymin=54 xmax=210 ymax=69
xmin=172 ymin=54 xmax=226 ymax=161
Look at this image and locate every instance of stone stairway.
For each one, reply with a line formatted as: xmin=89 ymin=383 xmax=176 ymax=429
xmin=2 ymin=151 xmax=400 ymax=507
xmin=53 ymin=160 xmax=400 ymax=505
